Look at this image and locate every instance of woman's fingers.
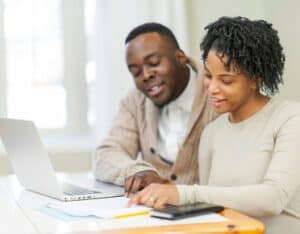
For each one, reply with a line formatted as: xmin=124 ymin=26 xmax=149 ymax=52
xmin=128 ymin=183 xmax=179 ymax=208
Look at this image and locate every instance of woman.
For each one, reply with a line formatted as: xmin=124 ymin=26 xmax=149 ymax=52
xmin=129 ymin=17 xmax=300 ymax=233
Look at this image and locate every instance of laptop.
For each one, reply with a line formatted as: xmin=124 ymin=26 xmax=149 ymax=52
xmin=0 ymin=118 xmax=123 ymax=201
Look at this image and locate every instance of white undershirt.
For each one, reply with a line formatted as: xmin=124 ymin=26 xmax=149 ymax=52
xmin=157 ymin=67 xmax=196 ymax=163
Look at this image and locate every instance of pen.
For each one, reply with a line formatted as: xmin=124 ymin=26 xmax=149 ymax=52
xmin=114 ymin=210 xmax=150 ymax=219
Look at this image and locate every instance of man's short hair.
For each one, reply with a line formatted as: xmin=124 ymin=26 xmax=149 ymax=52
xmin=125 ymin=22 xmax=180 ymax=49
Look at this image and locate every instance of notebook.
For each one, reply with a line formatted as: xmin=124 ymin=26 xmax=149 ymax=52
xmin=0 ymin=118 xmax=123 ymax=201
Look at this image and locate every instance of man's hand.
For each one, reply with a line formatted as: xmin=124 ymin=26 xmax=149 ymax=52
xmin=124 ymin=170 xmax=169 ymax=197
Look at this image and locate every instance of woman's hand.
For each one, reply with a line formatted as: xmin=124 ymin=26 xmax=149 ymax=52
xmin=124 ymin=171 xmax=169 ymax=197
xmin=128 ymin=183 xmax=179 ymax=209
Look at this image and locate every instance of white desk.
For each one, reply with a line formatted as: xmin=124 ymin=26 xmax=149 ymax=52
xmin=0 ymin=178 xmax=37 ymax=233
xmin=0 ymin=173 xmax=265 ymax=234
xmin=0 ymin=172 xmax=125 ymax=233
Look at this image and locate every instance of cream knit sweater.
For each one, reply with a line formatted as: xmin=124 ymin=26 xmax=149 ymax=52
xmin=178 ymin=99 xmax=300 ymax=234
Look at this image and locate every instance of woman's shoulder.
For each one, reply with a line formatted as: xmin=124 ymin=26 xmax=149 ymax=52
xmin=266 ymin=99 xmax=300 ymax=130
xmin=271 ymin=99 xmax=300 ymax=118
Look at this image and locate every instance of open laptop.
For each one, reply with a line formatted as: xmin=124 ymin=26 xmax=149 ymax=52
xmin=0 ymin=118 xmax=123 ymax=201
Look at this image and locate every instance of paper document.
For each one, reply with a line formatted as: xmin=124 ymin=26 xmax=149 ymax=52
xmin=41 ymin=196 xmax=228 ymax=229
xmin=98 ymin=213 xmax=228 ymax=230
xmin=45 ymin=196 xmax=151 ymax=219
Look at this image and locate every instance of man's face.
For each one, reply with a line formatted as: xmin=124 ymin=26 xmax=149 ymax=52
xmin=125 ymin=32 xmax=187 ymax=107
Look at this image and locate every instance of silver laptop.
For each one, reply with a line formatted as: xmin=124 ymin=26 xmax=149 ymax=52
xmin=0 ymin=118 xmax=123 ymax=201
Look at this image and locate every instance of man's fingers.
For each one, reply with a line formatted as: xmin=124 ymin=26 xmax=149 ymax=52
xmin=127 ymin=192 xmax=135 ymax=198
xmin=130 ymin=177 xmax=144 ymax=194
xmin=124 ymin=176 xmax=134 ymax=195
xmin=125 ymin=176 xmax=143 ymax=195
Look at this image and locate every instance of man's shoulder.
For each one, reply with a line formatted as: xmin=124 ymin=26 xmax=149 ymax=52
xmin=121 ymin=89 xmax=153 ymax=114
xmin=122 ymin=89 xmax=147 ymax=106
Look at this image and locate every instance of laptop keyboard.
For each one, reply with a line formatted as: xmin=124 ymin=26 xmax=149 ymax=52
xmin=62 ymin=183 xmax=102 ymax=196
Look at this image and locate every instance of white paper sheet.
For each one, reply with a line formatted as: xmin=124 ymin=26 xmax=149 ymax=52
xmin=45 ymin=196 xmax=151 ymax=219
xmin=97 ymin=213 xmax=228 ymax=230
xmin=43 ymin=196 xmax=228 ymax=228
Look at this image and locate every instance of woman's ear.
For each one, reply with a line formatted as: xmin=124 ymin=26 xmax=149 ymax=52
xmin=250 ymin=76 xmax=260 ymax=91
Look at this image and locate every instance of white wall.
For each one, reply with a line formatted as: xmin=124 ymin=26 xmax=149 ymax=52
xmin=186 ymin=0 xmax=265 ymax=58
xmin=264 ymin=0 xmax=300 ymax=100
xmin=186 ymin=0 xmax=300 ymax=100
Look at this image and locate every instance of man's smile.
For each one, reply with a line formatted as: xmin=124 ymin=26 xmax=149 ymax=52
xmin=147 ymin=83 xmax=164 ymax=97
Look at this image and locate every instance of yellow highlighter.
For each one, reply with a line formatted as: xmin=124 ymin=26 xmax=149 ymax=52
xmin=114 ymin=210 xmax=150 ymax=219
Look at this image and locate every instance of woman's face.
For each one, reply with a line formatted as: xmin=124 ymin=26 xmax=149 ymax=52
xmin=203 ymin=50 xmax=259 ymax=121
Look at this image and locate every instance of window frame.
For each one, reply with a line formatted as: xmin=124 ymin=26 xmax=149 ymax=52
xmin=0 ymin=1 xmax=7 ymax=117
xmin=0 ymin=0 xmax=90 ymax=138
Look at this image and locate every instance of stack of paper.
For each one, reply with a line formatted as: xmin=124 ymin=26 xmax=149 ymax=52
xmin=40 ymin=196 xmax=228 ymax=230
xmin=43 ymin=197 xmax=151 ymax=219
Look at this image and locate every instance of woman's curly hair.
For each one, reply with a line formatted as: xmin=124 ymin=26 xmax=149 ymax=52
xmin=200 ymin=16 xmax=285 ymax=96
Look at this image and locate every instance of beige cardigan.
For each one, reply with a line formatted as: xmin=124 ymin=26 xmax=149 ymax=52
xmin=94 ymin=57 xmax=216 ymax=185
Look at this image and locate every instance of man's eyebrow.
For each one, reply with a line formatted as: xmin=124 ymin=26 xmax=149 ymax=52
xmin=144 ymin=52 xmax=160 ymax=60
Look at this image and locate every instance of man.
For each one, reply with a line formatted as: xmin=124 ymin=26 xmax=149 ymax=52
xmin=94 ymin=22 xmax=215 ymax=195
